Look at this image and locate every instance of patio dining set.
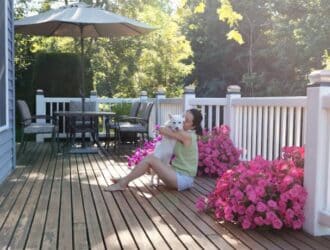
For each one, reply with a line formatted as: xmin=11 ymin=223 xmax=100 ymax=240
xmin=16 ymin=99 xmax=154 ymax=154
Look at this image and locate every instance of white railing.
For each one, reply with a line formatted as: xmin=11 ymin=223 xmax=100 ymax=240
xmin=36 ymin=90 xmax=146 ymax=141
xmin=232 ymin=97 xmax=306 ymax=160
xmin=157 ymin=98 xmax=183 ymax=125
xmin=35 ymin=89 xmax=307 ymax=161
xmin=189 ymin=98 xmax=227 ymax=131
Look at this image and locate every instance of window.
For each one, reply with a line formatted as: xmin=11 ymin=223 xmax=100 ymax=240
xmin=0 ymin=0 xmax=8 ymax=132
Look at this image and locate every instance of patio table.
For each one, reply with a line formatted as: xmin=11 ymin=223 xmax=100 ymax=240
xmin=55 ymin=111 xmax=115 ymax=153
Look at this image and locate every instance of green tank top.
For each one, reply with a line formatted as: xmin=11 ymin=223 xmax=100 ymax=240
xmin=171 ymin=132 xmax=198 ymax=176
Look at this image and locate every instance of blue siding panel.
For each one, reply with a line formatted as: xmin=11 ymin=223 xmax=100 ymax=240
xmin=0 ymin=0 xmax=15 ymax=184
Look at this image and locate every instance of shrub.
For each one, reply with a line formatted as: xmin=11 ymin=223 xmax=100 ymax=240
xmin=197 ymin=125 xmax=241 ymax=177
xmin=196 ymin=146 xmax=307 ymax=230
xmin=127 ymin=135 xmax=161 ymax=168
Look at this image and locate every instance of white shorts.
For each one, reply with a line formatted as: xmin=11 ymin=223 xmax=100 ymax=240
xmin=176 ymin=172 xmax=194 ymax=191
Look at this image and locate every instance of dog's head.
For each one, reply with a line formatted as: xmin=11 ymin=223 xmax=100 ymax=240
xmin=166 ymin=114 xmax=184 ymax=131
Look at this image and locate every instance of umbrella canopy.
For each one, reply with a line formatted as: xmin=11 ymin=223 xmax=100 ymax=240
xmin=15 ymin=2 xmax=154 ymax=109
xmin=15 ymin=2 xmax=154 ymax=38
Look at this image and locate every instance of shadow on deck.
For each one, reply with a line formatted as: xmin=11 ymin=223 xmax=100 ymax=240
xmin=0 ymin=142 xmax=329 ymax=249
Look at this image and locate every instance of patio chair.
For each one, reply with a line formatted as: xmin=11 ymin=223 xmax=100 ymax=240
xmin=105 ymin=101 xmax=142 ymax=148
xmin=16 ymin=99 xmax=58 ymax=152
xmin=117 ymin=102 xmax=154 ymax=145
xmin=68 ymin=101 xmax=97 ymax=144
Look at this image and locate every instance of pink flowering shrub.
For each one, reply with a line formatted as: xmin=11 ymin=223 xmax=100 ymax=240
xmin=127 ymin=135 xmax=161 ymax=167
xmin=196 ymin=146 xmax=307 ymax=230
xmin=282 ymin=146 xmax=304 ymax=168
xmin=198 ymin=125 xmax=241 ymax=177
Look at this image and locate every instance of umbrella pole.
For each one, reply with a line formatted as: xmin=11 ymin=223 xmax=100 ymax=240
xmin=80 ymin=25 xmax=85 ymax=112
xmin=80 ymin=25 xmax=86 ymax=147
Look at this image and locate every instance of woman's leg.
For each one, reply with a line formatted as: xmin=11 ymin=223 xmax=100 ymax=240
xmin=104 ymin=155 xmax=177 ymax=191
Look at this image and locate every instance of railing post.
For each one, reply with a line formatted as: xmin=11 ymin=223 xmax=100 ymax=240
xmin=90 ymin=90 xmax=98 ymax=111
xmin=224 ymin=85 xmax=241 ymax=141
xmin=140 ymin=90 xmax=148 ymax=102
xmin=155 ymin=88 xmax=166 ymax=125
xmin=304 ymin=70 xmax=330 ymax=236
xmin=183 ymin=86 xmax=195 ymax=111
xmin=36 ymin=89 xmax=45 ymax=142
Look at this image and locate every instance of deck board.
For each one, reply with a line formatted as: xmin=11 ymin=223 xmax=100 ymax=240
xmin=0 ymin=142 xmax=328 ymax=249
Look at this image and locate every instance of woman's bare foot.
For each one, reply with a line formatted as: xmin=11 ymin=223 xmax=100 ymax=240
xmin=111 ymin=178 xmax=120 ymax=184
xmin=104 ymin=178 xmax=127 ymax=192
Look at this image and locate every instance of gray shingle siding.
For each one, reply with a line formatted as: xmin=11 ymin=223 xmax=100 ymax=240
xmin=0 ymin=0 xmax=15 ymax=183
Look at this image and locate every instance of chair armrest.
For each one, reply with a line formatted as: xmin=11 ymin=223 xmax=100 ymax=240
xmin=117 ymin=116 xmax=145 ymax=122
xmin=30 ymin=115 xmax=58 ymax=124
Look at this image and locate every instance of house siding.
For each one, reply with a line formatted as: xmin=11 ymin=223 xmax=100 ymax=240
xmin=0 ymin=0 xmax=15 ymax=183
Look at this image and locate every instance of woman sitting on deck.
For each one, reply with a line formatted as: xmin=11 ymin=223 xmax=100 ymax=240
xmin=104 ymin=108 xmax=203 ymax=192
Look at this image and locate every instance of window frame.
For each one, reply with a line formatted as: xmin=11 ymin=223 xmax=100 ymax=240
xmin=0 ymin=0 xmax=9 ymax=132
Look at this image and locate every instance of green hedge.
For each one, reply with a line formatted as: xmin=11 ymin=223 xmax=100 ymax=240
xmin=33 ymin=53 xmax=93 ymax=97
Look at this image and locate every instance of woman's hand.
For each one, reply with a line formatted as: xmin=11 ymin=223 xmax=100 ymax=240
xmin=159 ymin=127 xmax=192 ymax=146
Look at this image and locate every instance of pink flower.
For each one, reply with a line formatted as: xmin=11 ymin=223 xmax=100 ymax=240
xmin=195 ymin=197 xmax=207 ymax=212
xmin=234 ymin=190 xmax=244 ymax=200
xmin=254 ymin=216 xmax=264 ymax=226
xmin=292 ymin=219 xmax=303 ymax=229
xmin=247 ymin=190 xmax=257 ymax=203
xmin=242 ymin=218 xmax=252 ymax=229
xmin=246 ymin=204 xmax=256 ymax=217
xmin=267 ymin=200 xmax=278 ymax=210
xmin=285 ymin=208 xmax=295 ymax=219
xmin=272 ymin=217 xmax=283 ymax=229
xmin=256 ymin=202 xmax=267 ymax=213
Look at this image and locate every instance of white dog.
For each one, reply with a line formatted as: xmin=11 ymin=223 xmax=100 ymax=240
xmin=151 ymin=114 xmax=184 ymax=185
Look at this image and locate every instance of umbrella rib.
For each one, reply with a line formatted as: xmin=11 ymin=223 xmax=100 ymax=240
xmin=121 ymin=23 xmax=144 ymax=35
xmin=49 ymin=22 xmax=64 ymax=36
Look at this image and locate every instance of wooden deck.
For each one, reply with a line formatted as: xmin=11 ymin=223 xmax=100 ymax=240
xmin=0 ymin=143 xmax=329 ymax=249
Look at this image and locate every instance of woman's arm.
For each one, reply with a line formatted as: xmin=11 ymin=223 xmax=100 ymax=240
xmin=159 ymin=127 xmax=192 ymax=146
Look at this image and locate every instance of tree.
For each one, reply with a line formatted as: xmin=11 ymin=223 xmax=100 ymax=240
xmin=14 ymin=0 xmax=194 ymax=98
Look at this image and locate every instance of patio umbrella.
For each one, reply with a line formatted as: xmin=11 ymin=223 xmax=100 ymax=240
xmin=15 ymin=2 xmax=154 ymax=110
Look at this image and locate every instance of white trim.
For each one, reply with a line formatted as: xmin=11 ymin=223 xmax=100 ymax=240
xmin=0 ymin=0 xmax=9 ymax=132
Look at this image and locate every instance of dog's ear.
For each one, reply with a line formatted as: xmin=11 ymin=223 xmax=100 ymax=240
xmin=168 ymin=114 xmax=173 ymax=119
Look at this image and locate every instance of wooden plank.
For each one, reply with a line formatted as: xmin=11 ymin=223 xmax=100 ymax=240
xmin=0 ymin=144 xmax=48 ymax=248
xmin=285 ymin=230 xmax=330 ymax=250
xmin=105 ymin=155 xmax=201 ymax=249
xmin=84 ymin=154 xmax=121 ymax=250
xmin=0 ymin=167 xmax=25 ymax=206
xmin=9 ymin=146 xmax=55 ymax=249
xmin=76 ymin=154 xmax=104 ymax=250
xmin=103 ymin=166 xmax=153 ymax=250
xmin=189 ymin=179 xmax=267 ymax=250
xmin=58 ymin=153 xmax=73 ymax=250
xmin=41 ymin=152 xmax=63 ymax=249
xmin=91 ymin=155 xmax=137 ymax=249
xmin=163 ymin=190 xmax=235 ymax=250
xmin=95 ymin=155 xmax=184 ymax=249
xmin=261 ymin=230 xmax=297 ymax=250
xmin=112 ymin=154 xmax=213 ymax=249
xmin=95 ymin=153 xmax=171 ymax=249
xmin=24 ymin=149 xmax=58 ymax=249
xmin=273 ymin=230 xmax=314 ymax=250
xmin=0 ymin=143 xmax=41 ymax=211
xmin=95 ymin=153 xmax=178 ymax=249
xmin=71 ymin=154 xmax=89 ymax=249
xmin=174 ymin=191 xmax=247 ymax=250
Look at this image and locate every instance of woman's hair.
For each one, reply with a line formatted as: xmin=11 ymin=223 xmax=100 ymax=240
xmin=187 ymin=108 xmax=203 ymax=136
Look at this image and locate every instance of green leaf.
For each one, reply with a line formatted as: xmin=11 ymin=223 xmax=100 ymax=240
xmin=226 ymin=29 xmax=244 ymax=45
xmin=194 ymin=2 xmax=205 ymax=14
